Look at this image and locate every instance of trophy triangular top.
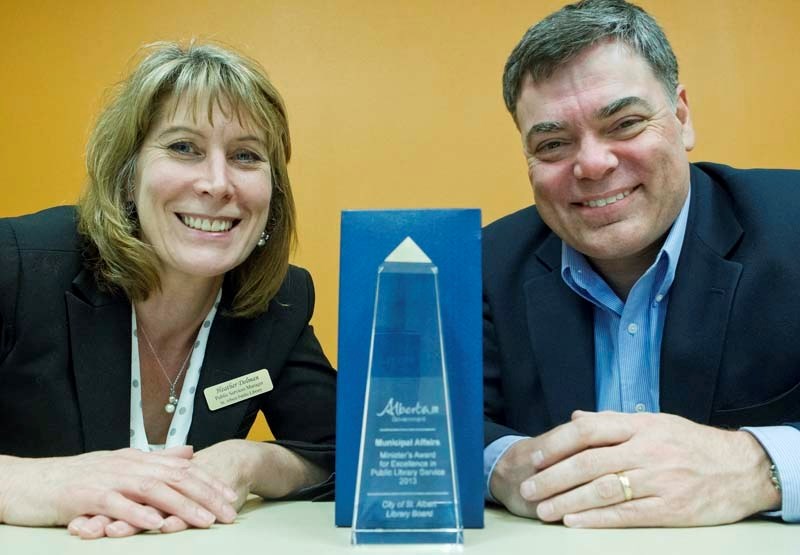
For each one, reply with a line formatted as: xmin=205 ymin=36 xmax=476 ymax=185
xmin=384 ymin=236 xmax=432 ymax=264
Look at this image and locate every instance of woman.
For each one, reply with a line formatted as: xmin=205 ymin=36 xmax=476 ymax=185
xmin=0 ymin=41 xmax=336 ymax=538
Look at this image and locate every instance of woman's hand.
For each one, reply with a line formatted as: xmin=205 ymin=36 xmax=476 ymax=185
xmin=191 ymin=440 xmax=259 ymax=510
xmin=65 ymin=440 xmax=329 ymax=538
xmin=0 ymin=446 xmax=238 ymax=538
xmin=67 ymin=441 xmax=253 ymax=539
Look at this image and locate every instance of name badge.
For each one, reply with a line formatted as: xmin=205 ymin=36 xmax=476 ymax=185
xmin=204 ymin=369 xmax=274 ymax=411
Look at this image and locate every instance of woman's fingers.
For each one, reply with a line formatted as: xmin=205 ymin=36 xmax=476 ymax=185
xmin=67 ymin=506 xmax=190 ymax=539
xmin=104 ymin=519 xmax=143 ymax=538
xmin=160 ymin=515 xmax=190 ymax=533
xmin=76 ymin=488 xmax=165 ymax=530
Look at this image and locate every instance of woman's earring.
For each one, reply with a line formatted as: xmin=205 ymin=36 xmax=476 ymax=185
xmin=257 ymin=230 xmax=270 ymax=247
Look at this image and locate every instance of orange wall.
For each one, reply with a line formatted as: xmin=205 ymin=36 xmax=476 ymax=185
xmin=2 ymin=1 xmax=799 ymax=439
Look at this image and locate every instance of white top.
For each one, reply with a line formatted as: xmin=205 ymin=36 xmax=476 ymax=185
xmin=384 ymin=236 xmax=432 ymax=263
xmin=128 ymin=289 xmax=223 ymax=452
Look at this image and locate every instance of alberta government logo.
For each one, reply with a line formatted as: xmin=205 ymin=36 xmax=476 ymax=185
xmin=377 ymin=397 xmax=440 ymax=419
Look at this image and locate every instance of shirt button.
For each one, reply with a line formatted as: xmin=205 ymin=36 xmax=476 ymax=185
xmin=655 ymin=294 xmax=664 ymax=303
xmin=627 ymin=323 xmax=638 ymax=335
xmin=635 ymin=403 xmax=646 ymax=412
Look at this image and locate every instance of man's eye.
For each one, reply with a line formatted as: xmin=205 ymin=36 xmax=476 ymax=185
xmin=615 ymin=118 xmax=643 ymax=131
xmin=233 ymin=150 xmax=263 ymax=163
xmin=536 ymin=140 xmax=565 ymax=153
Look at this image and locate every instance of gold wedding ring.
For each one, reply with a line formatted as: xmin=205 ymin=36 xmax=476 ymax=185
xmin=616 ymin=472 xmax=633 ymax=502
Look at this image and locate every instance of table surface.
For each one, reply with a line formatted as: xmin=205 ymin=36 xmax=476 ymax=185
xmin=1 ymin=500 xmax=797 ymax=555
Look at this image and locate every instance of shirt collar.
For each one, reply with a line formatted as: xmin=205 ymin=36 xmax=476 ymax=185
xmin=560 ymin=186 xmax=692 ymax=307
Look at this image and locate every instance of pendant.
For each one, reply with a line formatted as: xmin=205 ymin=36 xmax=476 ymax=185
xmin=165 ymin=395 xmax=178 ymax=414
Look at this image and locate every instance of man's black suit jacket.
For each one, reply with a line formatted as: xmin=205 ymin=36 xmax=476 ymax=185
xmin=483 ymin=163 xmax=800 ymax=445
xmin=0 ymin=206 xmax=336 ymax=479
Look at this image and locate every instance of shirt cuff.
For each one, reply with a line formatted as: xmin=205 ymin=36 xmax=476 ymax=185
xmin=742 ymin=425 xmax=800 ymax=522
xmin=484 ymin=435 xmax=527 ymax=504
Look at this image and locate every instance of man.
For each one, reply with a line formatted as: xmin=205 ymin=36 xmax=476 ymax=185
xmin=483 ymin=0 xmax=799 ymax=527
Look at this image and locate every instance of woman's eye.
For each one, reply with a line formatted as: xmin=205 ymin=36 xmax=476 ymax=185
xmin=233 ymin=150 xmax=263 ymax=164
xmin=168 ymin=141 xmax=197 ymax=155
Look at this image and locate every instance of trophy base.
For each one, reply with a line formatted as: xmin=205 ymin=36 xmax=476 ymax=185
xmin=352 ymin=528 xmax=464 ymax=546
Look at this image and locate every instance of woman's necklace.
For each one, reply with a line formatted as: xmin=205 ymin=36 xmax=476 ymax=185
xmin=137 ymin=323 xmax=194 ymax=414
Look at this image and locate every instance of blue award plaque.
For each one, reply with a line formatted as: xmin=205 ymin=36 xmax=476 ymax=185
xmin=351 ymin=237 xmax=463 ymax=545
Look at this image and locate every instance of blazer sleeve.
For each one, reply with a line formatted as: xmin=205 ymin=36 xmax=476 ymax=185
xmin=483 ymin=293 xmax=529 ymax=445
xmin=0 ymin=218 xmax=20 ymax=365
xmin=263 ymin=267 xmax=337 ymax=488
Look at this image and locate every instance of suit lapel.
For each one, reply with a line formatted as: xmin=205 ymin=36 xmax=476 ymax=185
xmin=660 ymin=166 xmax=743 ymax=423
xmin=188 ymin=309 xmax=276 ymax=449
xmin=525 ymin=233 xmax=596 ymax=425
xmin=66 ymin=270 xmax=131 ymax=452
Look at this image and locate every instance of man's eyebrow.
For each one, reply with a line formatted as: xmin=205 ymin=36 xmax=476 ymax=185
xmin=531 ymin=121 xmax=565 ymax=134
xmin=596 ymin=96 xmax=655 ymax=119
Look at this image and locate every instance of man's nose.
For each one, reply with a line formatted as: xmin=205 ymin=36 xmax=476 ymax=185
xmin=573 ymin=137 xmax=618 ymax=181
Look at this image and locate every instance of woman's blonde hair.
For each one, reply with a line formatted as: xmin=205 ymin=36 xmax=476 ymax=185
xmin=78 ymin=41 xmax=296 ymax=317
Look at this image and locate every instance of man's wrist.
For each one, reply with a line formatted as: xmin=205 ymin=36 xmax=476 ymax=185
xmin=489 ymin=457 xmax=512 ymax=504
xmin=737 ymin=431 xmax=782 ymax=514
xmin=489 ymin=438 xmax=530 ymax=504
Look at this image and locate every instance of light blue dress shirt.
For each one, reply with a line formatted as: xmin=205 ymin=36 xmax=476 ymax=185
xmin=484 ymin=190 xmax=800 ymax=521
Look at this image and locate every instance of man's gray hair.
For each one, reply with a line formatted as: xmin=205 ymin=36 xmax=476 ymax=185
xmin=502 ymin=0 xmax=679 ymax=118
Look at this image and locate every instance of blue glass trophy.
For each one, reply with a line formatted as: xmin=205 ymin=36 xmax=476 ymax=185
xmin=351 ymin=237 xmax=463 ymax=545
